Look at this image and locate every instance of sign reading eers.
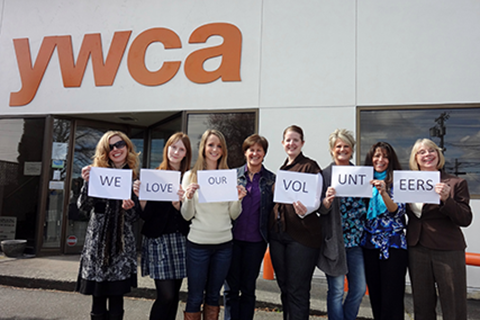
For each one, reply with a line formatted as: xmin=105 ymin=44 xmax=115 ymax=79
xmin=10 ymin=23 xmax=242 ymax=106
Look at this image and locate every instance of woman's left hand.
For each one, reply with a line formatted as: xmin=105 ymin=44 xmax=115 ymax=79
xmin=237 ymin=185 xmax=247 ymax=200
xmin=371 ymin=179 xmax=387 ymax=195
xmin=122 ymin=199 xmax=135 ymax=210
xmin=293 ymin=201 xmax=307 ymax=216
xmin=435 ymin=182 xmax=451 ymax=202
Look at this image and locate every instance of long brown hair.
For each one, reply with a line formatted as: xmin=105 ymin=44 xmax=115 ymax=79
xmin=364 ymin=141 xmax=402 ymax=190
xmin=92 ymin=131 xmax=140 ymax=179
xmin=188 ymin=129 xmax=229 ymax=183
xmin=157 ymin=132 xmax=192 ymax=175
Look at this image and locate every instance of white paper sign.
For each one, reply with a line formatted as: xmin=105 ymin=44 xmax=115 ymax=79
xmin=197 ymin=169 xmax=238 ymax=203
xmin=88 ymin=167 xmax=132 ymax=200
xmin=331 ymin=166 xmax=373 ymax=198
xmin=393 ymin=170 xmax=440 ymax=204
xmin=273 ymin=171 xmax=323 ymax=207
xmin=139 ymin=169 xmax=180 ymax=201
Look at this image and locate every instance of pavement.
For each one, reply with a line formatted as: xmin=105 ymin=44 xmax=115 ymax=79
xmin=1 ymin=253 xmax=480 ymax=319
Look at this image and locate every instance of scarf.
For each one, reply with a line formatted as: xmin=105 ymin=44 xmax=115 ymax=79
xmin=367 ymin=170 xmax=387 ymax=220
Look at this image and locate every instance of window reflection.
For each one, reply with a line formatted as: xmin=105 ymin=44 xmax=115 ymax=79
xmin=360 ymin=107 xmax=480 ymax=195
xmin=187 ymin=112 xmax=256 ymax=169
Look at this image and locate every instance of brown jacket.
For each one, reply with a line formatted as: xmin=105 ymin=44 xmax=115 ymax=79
xmin=406 ymin=171 xmax=472 ymax=251
xmin=270 ymin=153 xmax=322 ymax=248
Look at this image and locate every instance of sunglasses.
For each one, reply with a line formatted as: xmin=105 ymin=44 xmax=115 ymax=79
xmin=109 ymin=140 xmax=127 ymax=151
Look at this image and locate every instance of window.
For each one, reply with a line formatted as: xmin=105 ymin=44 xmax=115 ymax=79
xmin=186 ymin=111 xmax=258 ymax=169
xmin=359 ymin=106 xmax=480 ymax=197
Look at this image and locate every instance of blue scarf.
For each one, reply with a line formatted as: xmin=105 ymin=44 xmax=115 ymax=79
xmin=367 ymin=170 xmax=387 ymax=220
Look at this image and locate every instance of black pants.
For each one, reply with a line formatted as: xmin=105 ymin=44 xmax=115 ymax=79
xmin=224 ymin=239 xmax=267 ymax=320
xmin=269 ymin=230 xmax=319 ymax=320
xmin=362 ymin=248 xmax=408 ymax=320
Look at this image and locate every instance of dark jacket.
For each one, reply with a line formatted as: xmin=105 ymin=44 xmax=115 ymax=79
xmin=406 ymin=171 xmax=472 ymax=251
xmin=269 ymin=153 xmax=323 ymax=248
xmin=139 ymin=200 xmax=189 ymax=238
xmin=236 ymin=165 xmax=276 ymax=243
xmin=317 ymin=162 xmax=348 ymax=277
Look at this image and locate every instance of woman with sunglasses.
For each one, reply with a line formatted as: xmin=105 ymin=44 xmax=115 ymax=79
xmin=181 ymin=129 xmax=247 ymax=320
xmin=133 ymin=132 xmax=192 ymax=320
xmin=76 ymin=131 xmax=140 ymax=320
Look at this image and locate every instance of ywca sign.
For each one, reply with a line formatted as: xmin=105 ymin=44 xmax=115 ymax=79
xmin=10 ymin=23 xmax=242 ymax=106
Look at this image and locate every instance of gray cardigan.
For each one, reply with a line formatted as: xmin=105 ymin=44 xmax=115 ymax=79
xmin=316 ymin=163 xmax=348 ymax=277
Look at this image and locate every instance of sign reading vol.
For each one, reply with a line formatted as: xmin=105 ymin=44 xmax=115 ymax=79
xmin=274 ymin=171 xmax=323 ymax=207
xmin=331 ymin=166 xmax=373 ymax=198
xmin=197 ymin=169 xmax=238 ymax=203
xmin=139 ymin=169 xmax=180 ymax=201
xmin=88 ymin=167 xmax=132 ymax=200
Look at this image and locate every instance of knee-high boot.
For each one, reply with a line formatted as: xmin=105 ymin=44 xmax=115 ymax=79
xmin=184 ymin=311 xmax=201 ymax=320
xmin=203 ymin=304 xmax=220 ymax=320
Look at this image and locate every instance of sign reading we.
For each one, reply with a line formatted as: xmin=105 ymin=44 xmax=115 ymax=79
xmin=88 ymin=167 xmax=132 ymax=200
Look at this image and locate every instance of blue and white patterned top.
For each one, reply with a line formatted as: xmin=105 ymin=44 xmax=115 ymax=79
xmin=361 ymin=188 xmax=407 ymax=259
xmin=340 ymin=197 xmax=367 ymax=248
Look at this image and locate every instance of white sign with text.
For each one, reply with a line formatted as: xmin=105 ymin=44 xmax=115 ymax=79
xmin=139 ymin=169 xmax=180 ymax=201
xmin=197 ymin=169 xmax=238 ymax=203
xmin=393 ymin=170 xmax=440 ymax=204
xmin=88 ymin=167 xmax=132 ymax=200
xmin=274 ymin=170 xmax=323 ymax=207
xmin=331 ymin=166 xmax=373 ymax=198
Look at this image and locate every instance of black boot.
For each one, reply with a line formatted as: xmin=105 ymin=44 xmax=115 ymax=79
xmin=90 ymin=312 xmax=108 ymax=320
xmin=109 ymin=310 xmax=124 ymax=320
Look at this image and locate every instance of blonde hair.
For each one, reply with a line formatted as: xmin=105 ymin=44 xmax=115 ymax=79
xmin=409 ymin=138 xmax=445 ymax=171
xmin=189 ymin=130 xmax=229 ymax=183
xmin=328 ymin=129 xmax=355 ymax=159
xmin=157 ymin=132 xmax=192 ymax=175
xmin=92 ymin=131 xmax=140 ymax=179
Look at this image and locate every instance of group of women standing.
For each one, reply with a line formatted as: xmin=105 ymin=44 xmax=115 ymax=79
xmin=75 ymin=125 xmax=472 ymax=320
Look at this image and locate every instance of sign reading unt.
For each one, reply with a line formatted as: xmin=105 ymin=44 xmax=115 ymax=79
xmin=273 ymin=171 xmax=323 ymax=207
xmin=331 ymin=166 xmax=373 ymax=198
xmin=393 ymin=170 xmax=440 ymax=204
xmin=88 ymin=167 xmax=132 ymax=200
xmin=139 ymin=169 xmax=180 ymax=201
xmin=197 ymin=169 xmax=238 ymax=203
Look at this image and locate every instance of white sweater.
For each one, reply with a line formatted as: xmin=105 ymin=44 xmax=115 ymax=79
xmin=181 ymin=170 xmax=242 ymax=245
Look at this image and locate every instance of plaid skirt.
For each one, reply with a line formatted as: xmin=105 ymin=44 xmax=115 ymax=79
xmin=141 ymin=232 xmax=187 ymax=280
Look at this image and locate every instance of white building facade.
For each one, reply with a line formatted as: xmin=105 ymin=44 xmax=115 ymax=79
xmin=0 ymin=0 xmax=479 ymax=291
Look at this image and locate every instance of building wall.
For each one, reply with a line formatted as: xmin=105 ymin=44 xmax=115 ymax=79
xmin=0 ymin=0 xmax=479 ymax=289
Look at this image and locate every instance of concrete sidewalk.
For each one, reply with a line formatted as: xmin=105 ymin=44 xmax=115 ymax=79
xmin=1 ymin=253 xmax=478 ymax=319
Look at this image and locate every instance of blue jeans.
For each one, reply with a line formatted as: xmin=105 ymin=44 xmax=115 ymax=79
xmin=326 ymin=246 xmax=366 ymax=320
xmin=224 ymin=240 xmax=267 ymax=320
xmin=185 ymin=244 xmax=233 ymax=312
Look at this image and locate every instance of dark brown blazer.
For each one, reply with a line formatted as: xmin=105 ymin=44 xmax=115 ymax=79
xmin=406 ymin=171 xmax=472 ymax=251
xmin=270 ymin=153 xmax=322 ymax=248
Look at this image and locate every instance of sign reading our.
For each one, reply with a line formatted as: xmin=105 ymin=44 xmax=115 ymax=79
xmin=197 ymin=169 xmax=238 ymax=203
xmin=273 ymin=171 xmax=323 ymax=207
xmin=331 ymin=166 xmax=373 ymax=198
xmin=393 ymin=170 xmax=440 ymax=204
xmin=138 ymin=169 xmax=180 ymax=201
xmin=10 ymin=23 xmax=242 ymax=107
xmin=88 ymin=167 xmax=132 ymax=200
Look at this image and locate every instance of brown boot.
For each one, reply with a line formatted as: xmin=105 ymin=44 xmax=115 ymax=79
xmin=203 ymin=304 xmax=220 ymax=320
xmin=184 ymin=311 xmax=201 ymax=320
